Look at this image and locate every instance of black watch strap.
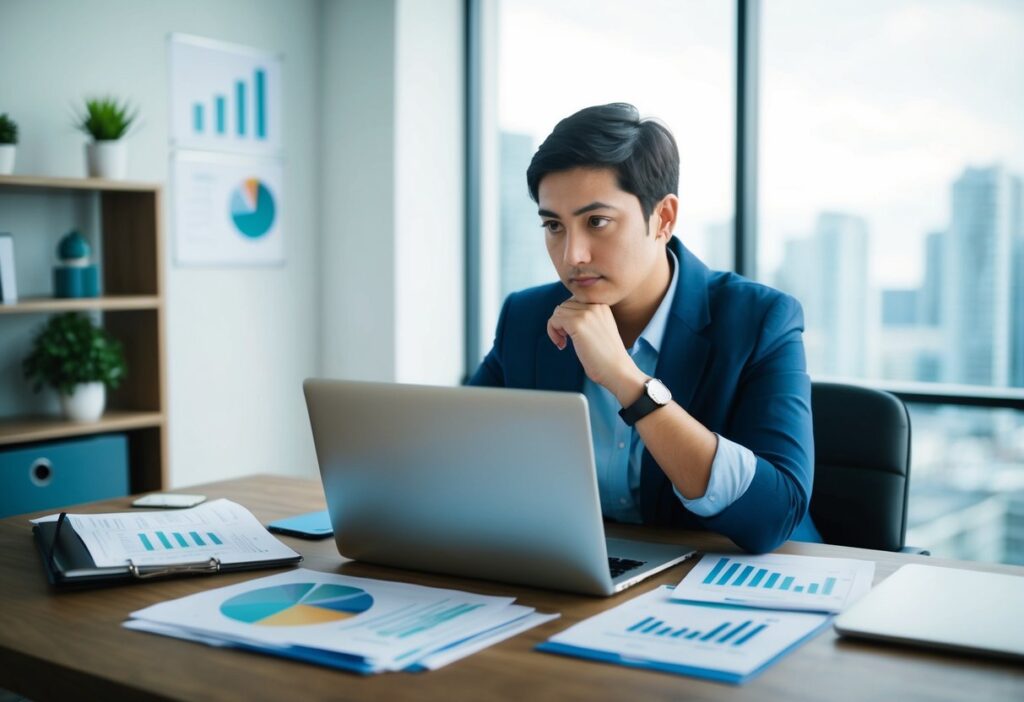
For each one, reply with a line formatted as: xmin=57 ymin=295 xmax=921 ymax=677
xmin=618 ymin=379 xmax=671 ymax=427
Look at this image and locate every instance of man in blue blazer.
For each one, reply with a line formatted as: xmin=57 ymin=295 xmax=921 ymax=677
xmin=469 ymin=103 xmax=820 ymax=553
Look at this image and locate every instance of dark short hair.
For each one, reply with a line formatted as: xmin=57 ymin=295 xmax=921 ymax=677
xmin=526 ymin=102 xmax=679 ymax=220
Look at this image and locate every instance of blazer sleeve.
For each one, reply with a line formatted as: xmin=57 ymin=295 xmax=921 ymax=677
xmin=694 ymin=294 xmax=814 ymax=553
xmin=466 ymin=295 xmax=511 ymax=387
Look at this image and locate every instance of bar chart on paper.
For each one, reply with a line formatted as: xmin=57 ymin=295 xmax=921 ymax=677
xmin=672 ymin=553 xmax=875 ymax=612
xmin=539 ymin=586 xmax=832 ymax=683
xmin=625 ymin=614 xmax=768 ymax=647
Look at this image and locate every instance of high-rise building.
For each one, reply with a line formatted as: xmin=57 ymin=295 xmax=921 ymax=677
xmin=774 ymin=212 xmax=869 ymax=378
xmin=919 ymin=230 xmax=943 ymax=328
xmin=943 ymin=166 xmax=1024 ymax=386
xmin=499 ymin=131 xmax=551 ymax=298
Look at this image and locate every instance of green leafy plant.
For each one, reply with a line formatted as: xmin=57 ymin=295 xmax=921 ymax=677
xmin=75 ymin=97 xmax=137 ymax=141
xmin=23 ymin=313 xmax=127 ymax=395
xmin=0 ymin=113 xmax=17 ymax=144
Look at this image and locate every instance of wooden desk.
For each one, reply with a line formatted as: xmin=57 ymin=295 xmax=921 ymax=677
xmin=1 ymin=475 xmax=1021 ymax=701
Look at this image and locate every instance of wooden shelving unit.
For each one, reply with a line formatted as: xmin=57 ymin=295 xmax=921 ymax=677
xmin=0 ymin=174 xmax=168 ymax=492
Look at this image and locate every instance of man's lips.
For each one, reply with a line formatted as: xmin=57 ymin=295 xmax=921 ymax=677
xmin=570 ymin=275 xmax=603 ymax=287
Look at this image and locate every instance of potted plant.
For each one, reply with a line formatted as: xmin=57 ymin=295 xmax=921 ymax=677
xmin=75 ymin=97 xmax=137 ymax=179
xmin=0 ymin=113 xmax=17 ymax=175
xmin=23 ymin=312 xmax=127 ymax=422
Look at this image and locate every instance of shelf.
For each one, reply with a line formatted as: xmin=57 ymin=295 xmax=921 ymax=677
xmin=0 ymin=296 xmax=160 ymax=315
xmin=0 ymin=411 xmax=164 ymax=446
xmin=0 ymin=174 xmax=160 ymax=193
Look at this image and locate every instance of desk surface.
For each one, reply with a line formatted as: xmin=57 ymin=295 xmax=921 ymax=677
xmin=1 ymin=475 xmax=1022 ymax=702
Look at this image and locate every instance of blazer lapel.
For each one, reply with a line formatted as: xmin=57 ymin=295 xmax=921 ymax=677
xmin=641 ymin=238 xmax=713 ymax=522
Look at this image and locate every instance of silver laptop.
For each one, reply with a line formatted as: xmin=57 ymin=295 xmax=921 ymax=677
xmin=303 ymin=379 xmax=694 ymax=596
xmin=834 ymin=563 xmax=1024 ymax=660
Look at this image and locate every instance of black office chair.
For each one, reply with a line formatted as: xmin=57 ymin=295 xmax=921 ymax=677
xmin=809 ymin=382 xmax=915 ymax=552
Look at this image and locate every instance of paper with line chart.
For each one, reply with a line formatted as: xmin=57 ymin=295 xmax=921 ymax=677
xmin=672 ymin=553 xmax=875 ymax=613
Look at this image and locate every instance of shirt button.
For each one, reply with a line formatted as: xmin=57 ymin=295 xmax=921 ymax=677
xmin=617 ymin=442 xmax=626 ymax=449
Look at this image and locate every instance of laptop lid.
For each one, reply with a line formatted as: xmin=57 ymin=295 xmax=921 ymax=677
xmin=304 ymin=379 xmax=620 ymax=595
xmin=834 ymin=563 xmax=1024 ymax=660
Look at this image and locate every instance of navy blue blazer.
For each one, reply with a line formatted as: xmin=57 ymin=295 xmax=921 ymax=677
xmin=468 ymin=237 xmax=821 ymax=553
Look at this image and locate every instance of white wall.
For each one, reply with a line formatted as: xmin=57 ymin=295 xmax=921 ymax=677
xmin=0 ymin=0 xmax=466 ymax=488
xmin=320 ymin=0 xmax=465 ymax=386
xmin=0 ymin=0 xmax=323 ymax=487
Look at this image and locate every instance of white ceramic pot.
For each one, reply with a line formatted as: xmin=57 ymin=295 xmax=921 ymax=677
xmin=0 ymin=144 xmax=14 ymax=175
xmin=60 ymin=382 xmax=106 ymax=422
xmin=85 ymin=140 xmax=127 ymax=179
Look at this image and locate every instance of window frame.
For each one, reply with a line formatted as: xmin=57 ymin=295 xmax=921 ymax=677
xmin=463 ymin=0 xmax=1024 ymax=411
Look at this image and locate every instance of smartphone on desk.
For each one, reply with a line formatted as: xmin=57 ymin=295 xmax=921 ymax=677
xmin=131 ymin=493 xmax=207 ymax=509
xmin=267 ymin=510 xmax=334 ymax=539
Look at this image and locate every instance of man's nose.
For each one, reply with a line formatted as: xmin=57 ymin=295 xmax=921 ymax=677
xmin=563 ymin=228 xmax=591 ymax=266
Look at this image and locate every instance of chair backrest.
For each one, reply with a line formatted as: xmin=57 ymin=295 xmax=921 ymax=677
xmin=809 ymin=382 xmax=912 ymax=551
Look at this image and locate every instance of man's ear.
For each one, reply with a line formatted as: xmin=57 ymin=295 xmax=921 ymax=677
xmin=652 ymin=194 xmax=679 ymax=241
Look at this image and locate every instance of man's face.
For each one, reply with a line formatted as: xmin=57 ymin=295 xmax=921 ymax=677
xmin=538 ymin=167 xmax=667 ymax=308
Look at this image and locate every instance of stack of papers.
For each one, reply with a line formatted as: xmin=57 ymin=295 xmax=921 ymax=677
xmin=538 ymin=553 xmax=875 ymax=684
xmin=125 ymin=568 xmax=558 ymax=673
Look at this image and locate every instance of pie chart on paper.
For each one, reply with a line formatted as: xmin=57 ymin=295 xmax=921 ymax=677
xmin=219 ymin=583 xmax=374 ymax=627
xmin=229 ymin=178 xmax=276 ymax=239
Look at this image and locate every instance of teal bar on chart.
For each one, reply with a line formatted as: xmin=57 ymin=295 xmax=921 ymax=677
xmin=717 ymin=563 xmax=741 ymax=585
xmin=207 ymin=532 xmax=223 ymax=545
xmin=641 ymin=619 xmax=663 ymax=633
xmin=700 ymin=623 xmax=731 ymax=641
xmin=236 ymin=80 xmax=246 ymax=136
xmin=139 ymin=534 xmax=154 ymax=551
xmin=733 ymin=624 xmax=768 ymax=646
xmin=823 ymin=577 xmax=837 ymax=595
xmin=190 ymin=531 xmax=206 ymax=546
xmin=764 ymin=572 xmax=781 ymax=588
xmin=656 ymin=626 xmax=673 ymax=636
xmin=748 ymin=568 xmax=768 ymax=587
xmin=794 ymin=585 xmax=804 ymax=592
xmin=670 ymin=628 xmax=689 ymax=638
xmin=685 ymin=631 xmax=702 ymax=640
xmin=780 ymin=576 xmax=794 ymax=591
xmin=733 ymin=565 xmax=755 ymax=586
xmin=717 ymin=621 xmax=753 ymax=644
xmin=156 ymin=531 xmax=173 ymax=549
xmin=628 ymin=616 xmax=654 ymax=632
xmin=702 ymin=557 xmax=729 ymax=584
xmin=255 ymin=68 xmax=266 ymax=138
xmin=808 ymin=583 xmax=819 ymax=594
xmin=216 ymin=96 xmax=226 ymax=134
xmin=173 ymin=532 xmax=189 ymax=548
xmin=193 ymin=104 xmax=203 ymax=133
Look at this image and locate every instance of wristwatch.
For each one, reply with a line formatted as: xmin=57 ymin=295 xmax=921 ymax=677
xmin=618 ymin=378 xmax=672 ymax=426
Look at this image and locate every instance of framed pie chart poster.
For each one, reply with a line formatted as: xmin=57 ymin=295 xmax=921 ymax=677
xmin=172 ymin=151 xmax=284 ymax=266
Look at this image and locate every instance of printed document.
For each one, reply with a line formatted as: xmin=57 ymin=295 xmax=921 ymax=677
xmin=672 ymin=553 xmax=875 ymax=613
xmin=539 ymin=585 xmax=830 ymax=684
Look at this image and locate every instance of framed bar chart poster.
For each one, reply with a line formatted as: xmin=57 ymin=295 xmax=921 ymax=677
xmin=169 ymin=34 xmax=282 ymax=155
xmin=171 ymin=151 xmax=284 ymax=266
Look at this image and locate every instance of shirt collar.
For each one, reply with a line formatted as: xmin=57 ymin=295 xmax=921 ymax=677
xmin=633 ymin=247 xmax=679 ymax=355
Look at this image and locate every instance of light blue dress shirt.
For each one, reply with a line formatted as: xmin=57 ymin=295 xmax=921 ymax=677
xmin=583 ymin=249 xmax=757 ymax=523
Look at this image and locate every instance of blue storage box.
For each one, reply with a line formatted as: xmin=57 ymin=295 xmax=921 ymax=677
xmin=0 ymin=434 xmax=129 ymax=518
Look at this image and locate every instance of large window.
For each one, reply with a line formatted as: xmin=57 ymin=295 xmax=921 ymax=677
xmin=469 ymin=0 xmax=1024 ymax=564
xmin=475 ymin=0 xmax=735 ymax=358
xmin=758 ymin=0 xmax=1024 ymax=563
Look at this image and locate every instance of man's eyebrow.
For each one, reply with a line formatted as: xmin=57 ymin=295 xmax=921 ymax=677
xmin=572 ymin=202 xmax=616 ymax=216
xmin=538 ymin=202 xmax=618 ymax=219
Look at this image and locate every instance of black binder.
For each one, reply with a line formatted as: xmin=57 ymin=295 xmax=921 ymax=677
xmin=32 ymin=516 xmax=303 ymax=588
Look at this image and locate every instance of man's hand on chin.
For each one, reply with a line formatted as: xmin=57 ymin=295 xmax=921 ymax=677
xmin=547 ymin=299 xmax=648 ymax=406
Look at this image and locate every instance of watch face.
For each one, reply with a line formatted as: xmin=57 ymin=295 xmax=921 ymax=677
xmin=646 ymin=379 xmax=672 ymax=404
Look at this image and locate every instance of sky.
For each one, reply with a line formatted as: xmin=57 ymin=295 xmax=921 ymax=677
xmin=495 ymin=0 xmax=1024 ymax=288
